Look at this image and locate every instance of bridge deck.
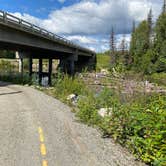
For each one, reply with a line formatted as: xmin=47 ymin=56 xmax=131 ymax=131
xmin=0 ymin=10 xmax=95 ymax=56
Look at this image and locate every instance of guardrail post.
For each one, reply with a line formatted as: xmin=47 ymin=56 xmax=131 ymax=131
xmin=3 ymin=12 xmax=6 ymax=22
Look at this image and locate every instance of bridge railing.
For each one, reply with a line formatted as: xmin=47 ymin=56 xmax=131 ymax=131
xmin=0 ymin=10 xmax=95 ymax=54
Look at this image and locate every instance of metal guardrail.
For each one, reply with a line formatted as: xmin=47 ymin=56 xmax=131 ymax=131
xmin=0 ymin=10 xmax=95 ymax=54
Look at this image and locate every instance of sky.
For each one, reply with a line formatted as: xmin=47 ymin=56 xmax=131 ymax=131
xmin=0 ymin=0 xmax=163 ymax=52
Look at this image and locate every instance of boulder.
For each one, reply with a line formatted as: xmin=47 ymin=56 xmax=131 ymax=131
xmin=98 ymin=108 xmax=112 ymax=118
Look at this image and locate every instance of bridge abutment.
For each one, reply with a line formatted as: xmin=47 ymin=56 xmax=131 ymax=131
xmin=58 ymin=53 xmax=78 ymax=75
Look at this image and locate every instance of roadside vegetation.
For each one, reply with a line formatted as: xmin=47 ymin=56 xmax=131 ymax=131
xmin=0 ymin=2 xmax=165 ymax=166
xmin=39 ymin=73 xmax=165 ymax=166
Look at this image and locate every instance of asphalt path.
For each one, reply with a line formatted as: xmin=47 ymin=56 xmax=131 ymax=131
xmin=0 ymin=82 xmax=145 ymax=166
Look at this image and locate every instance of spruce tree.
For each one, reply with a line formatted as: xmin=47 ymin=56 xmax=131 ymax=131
xmin=132 ymin=20 xmax=136 ymax=33
xmin=147 ymin=8 xmax=153 ymax=46
xmin=162 ymin=0 xmax=166 ymax=14
xmin=154 ymin=8 xmax=166 ymax=72
xmin=129 ymin=20 xmax=137 ymax=65
xmin=110 ymin=27 xmax=116 ymax=66
xmin=129 ymin=20 xmax=150 ymax=71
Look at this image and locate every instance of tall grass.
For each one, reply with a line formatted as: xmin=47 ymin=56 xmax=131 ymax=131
xmin=52 ymin=74 xmax=90 ymax=101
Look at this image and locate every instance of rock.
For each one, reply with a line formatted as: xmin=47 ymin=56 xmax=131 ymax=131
xmin=101 ymin=69 xmax=109 ymax=75
xmin=67 ymin=94 xmax=77 ymax=101
xmin=98 ymin=108 xmax=112 ymax=118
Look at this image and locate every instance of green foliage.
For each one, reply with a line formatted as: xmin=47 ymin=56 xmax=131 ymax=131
xmin=52 ymin=73 xmax=89 ymax=101
xmin=128 ymin=8 xmax=166 ymax=74
xmin=0 ymin=50 xmax=15 ymax=59
xmin=77 ymin=94 xmax=101 ymax=125
xmin=125 ymin=95 xmax=166 ymax=165
xmin=147 ymin=72 xmax=166 ymax=86
xmin=77 ymin=88 xmax=166 ymax=165
xmin=130 ymin=20 xmax=151 ymax=72
xmin=0 ymin=73 xmax=32 ymax=85
xmin=96 ymin=52 xmax=110 ymax=70
xmin=0 ymin=59 xmax=32 ymax=85
xmin=0 ymin=59 xmax=15 ymax=73
xmin=154 ymin=13 xmax=166 ymax=72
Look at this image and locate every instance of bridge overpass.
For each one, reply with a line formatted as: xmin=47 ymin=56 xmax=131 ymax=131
xmin=0 ymin=10 xmax=96 ymax=85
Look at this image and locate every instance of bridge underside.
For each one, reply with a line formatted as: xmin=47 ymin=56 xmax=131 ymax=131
xmin=0 ymin=23 xmax=96 ymax=85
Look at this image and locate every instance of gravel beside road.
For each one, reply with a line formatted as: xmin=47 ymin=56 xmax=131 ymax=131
xmin=0 ymin=82 xmax=145 ymax=166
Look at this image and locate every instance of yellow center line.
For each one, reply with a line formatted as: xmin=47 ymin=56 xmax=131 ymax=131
xmin=40 ymin=134 xmax=44 ymax=142
xmin=40 ymin=143 xmax=47 ymax=156
xmin=38 ymin=127 xmax=45 ymax=142
xmin=42 ymin=160 xmax=48 ymax=166
xmin=38 ymin=126 xmax=48 ymax=166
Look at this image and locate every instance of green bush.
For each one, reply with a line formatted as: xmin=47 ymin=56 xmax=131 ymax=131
xmin=147 ymin=73 xmax=166 ymax=86
xmin=0 ymin=73 xmax=32 ymax=85
xmin=77 ymin=94 xmax=101 ymax=125
xmin=77 ymin=89 xmax=166 ymax=165
xmin=106 ymin=95 xmax=165 ymax=165
xmin=0 ymin=59 xmax=14 ymax=73
xmin=52 ymin=74 xmax=89 ymax=101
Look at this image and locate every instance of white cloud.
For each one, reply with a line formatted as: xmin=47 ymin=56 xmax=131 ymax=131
xmin=13 ymin=0 xmax=161 ymax=35
xmin=11 ymin=0 xmax=162 ymax=52
xmin=66 ymin=35 xmax=96 ymax=44
xmin=65 ymin=34 xmax=110 ymax=52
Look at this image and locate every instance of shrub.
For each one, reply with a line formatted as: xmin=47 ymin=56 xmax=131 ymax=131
xmin=77 ymin=89 xmax=166 ymax=165
xmin=52 ymin=74 xmax=89 ymax=101
xmin=77 ymin=94 xmax=101 ymax=125
xmin=0 ymin=59 xmax=14 ymax=73
xmin=147 ymin=72 xmax=166 ymax=86
xmin=0 ymin=73 xmax=32 ymax=85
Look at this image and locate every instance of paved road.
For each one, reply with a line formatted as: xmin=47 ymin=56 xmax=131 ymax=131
xmin=0 ymin=82 xmax=145 ymax=166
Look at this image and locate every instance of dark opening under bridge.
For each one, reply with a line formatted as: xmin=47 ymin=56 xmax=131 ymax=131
xmin=0 ymin=10 xmax=96 ymax=85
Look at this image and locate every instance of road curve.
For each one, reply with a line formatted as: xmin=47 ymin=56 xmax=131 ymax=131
xmin=0 ymin=82 xmax=145 ymax=166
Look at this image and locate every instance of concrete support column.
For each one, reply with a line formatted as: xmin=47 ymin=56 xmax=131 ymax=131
xmin=68 ymin=59 xmax=75 ymax=75
xmin=19 ymin=58 xmax=23 ymax=74
xmin=15 ymin=51 xmax=23 ymax=74
xmin=48 ymin=58 xmax=52 ymax=85
xmin=58 ymin=52 xmax=78 ymax=75
xmin=39 ymin=58 xmax=43 ymax=85
xmin=58 ymin=58 xmax=65 ymax=72
xmin=29 ymin=56 xmax=33 ymax=77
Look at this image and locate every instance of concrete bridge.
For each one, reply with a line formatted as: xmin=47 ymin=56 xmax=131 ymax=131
xmin=0 ymin=10 xmax=96 ymax=85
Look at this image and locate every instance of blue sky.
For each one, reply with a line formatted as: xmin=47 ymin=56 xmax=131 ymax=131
xmin=0 ymin=0 xmax=163 ymax=52
xmin=0 ymin=0 xmax=81 ymax=18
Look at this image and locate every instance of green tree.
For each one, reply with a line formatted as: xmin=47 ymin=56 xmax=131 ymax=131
xmin=130 ymin=20 xmax=150 ymax=71
xmin=0 ymin=50 xmax=15 ymax=59
xmin=110 ymin=27 xmax=116 ymax=67
xmin=154 ymin=12 xmax=166 ymax=72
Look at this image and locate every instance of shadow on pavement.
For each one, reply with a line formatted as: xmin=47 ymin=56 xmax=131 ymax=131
xmin=0 ymin=91 xmax=22 ymax=96
xmin=0 ymin=81 xmax=13 ymax=87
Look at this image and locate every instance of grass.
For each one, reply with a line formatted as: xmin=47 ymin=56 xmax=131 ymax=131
xmin=146 ymin=72 xmax=166 ymax=87
xmin=96 ymin=52 xmax=110 ymax=71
